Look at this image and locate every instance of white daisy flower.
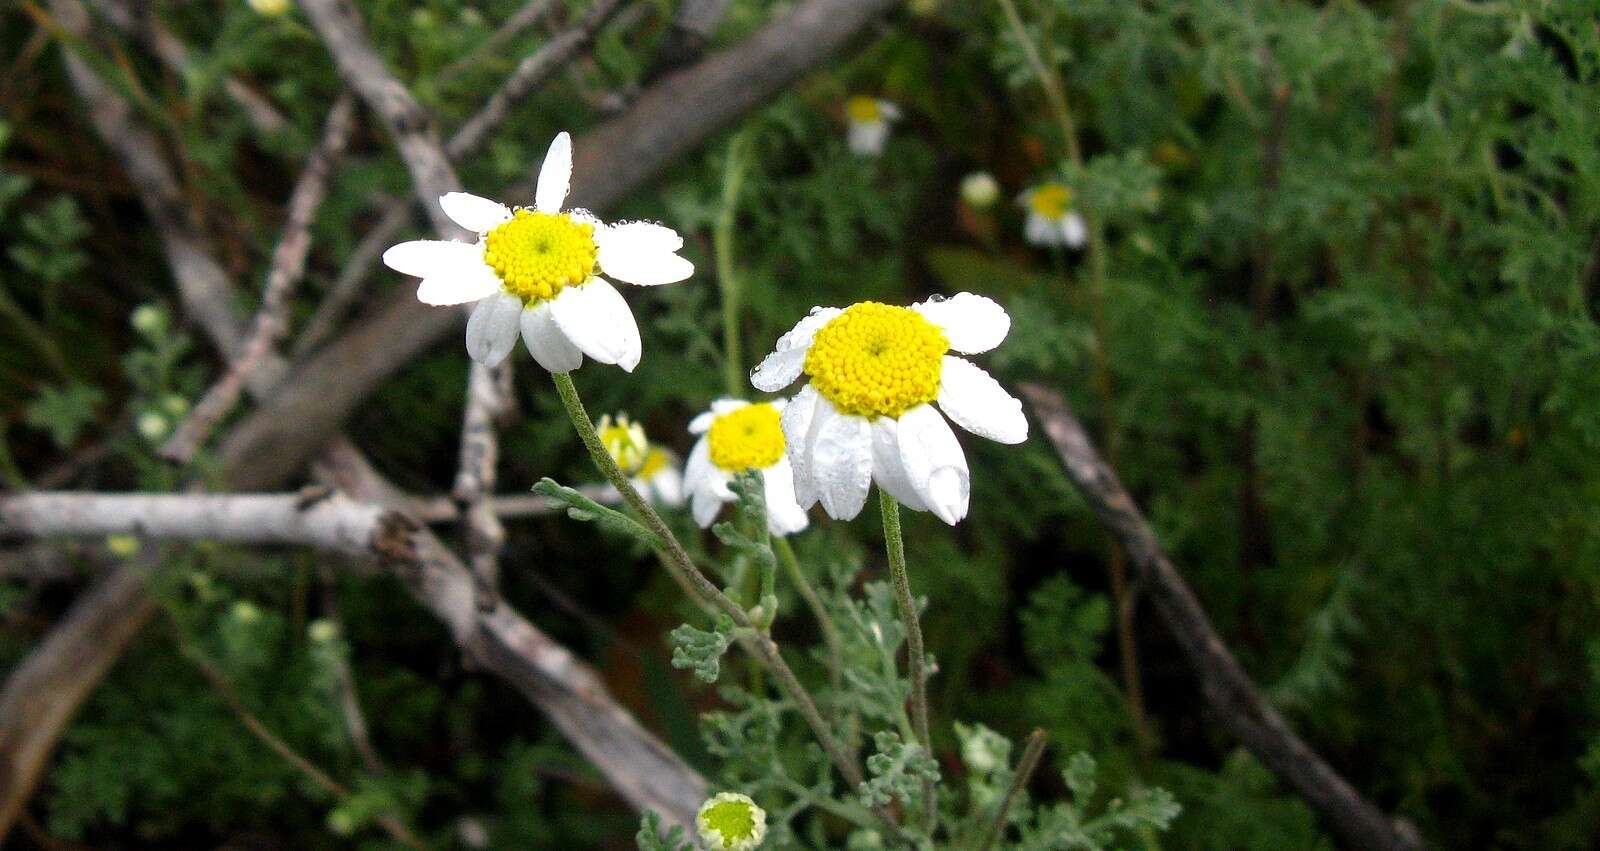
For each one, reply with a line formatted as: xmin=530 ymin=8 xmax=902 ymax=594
xmin=845 ymin=95 xmax=901 ymax=157
xmin=1018 ymin=181 xmax=1087 ymax=249
xmin=684 ymin=399 xmax=809 ymax=536
xmin=381 ymin=132 xmax=694 ymax=372
xmin=697 ymin=792 xmax=768 ymax=851
xmin=751 ymin=294 xmax=1028 ymax=525
xmin=597 ymin=414 xmax=684 ymax=507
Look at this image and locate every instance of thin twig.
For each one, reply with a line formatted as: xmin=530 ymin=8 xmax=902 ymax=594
xmin=435 ymin=0 xmax=559 ymax=84
xmin=177 ymin=637 xmax=426 ymax=850
xmin=318 ymin=572 xmax=389 ymax=776
xmin=161 ymin=93 xmax=359 ymax=463
xmin=976 ymin=728 xmax=1047 ymax=851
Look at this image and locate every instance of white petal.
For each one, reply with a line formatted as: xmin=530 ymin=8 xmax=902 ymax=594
xmin=878 ymin=100 xmax=902 ymax=120
xmin=870 ymin=416 xmax=928 ymax=512
xmin=1063 ymin=212 xmax=1088 ymax=248
xmin=781 ymin=385 xmax=821 ymax=508
xmin=464 ymin=292 xmax=523 ymax=366
xmin=692 ymin=484 xmax=725 ymax=528
xmin=1024 ymin=213 xmax=1060 ymax=246
xmin=599 ymin=247 xmax=694 ymax=287
xmin=440 ymin=193 xmax=512 ymax=233
xmin=549 ymin=278 xmax=642 ymax=372
xmin=751 ymin=307 xmax=842 ymax=392
xmin=383 ymin=239 xmax=480 ymax=279
xmin=597 ymin=220 xmax=684 ymax=255
xmin=761 ymin=458 xmax=809 ymax=536
xmin=684 ymin=437 xmax=714 ymax=491
xmin=519 ymin=301 xmax=583 ymax=373
xmin=936 ymin=357 xmax=1027 ymax=443
xmin=535 ymin=131 xmax=573 ymax=213
xmin=847 ymin=121 xmax=889 ymax=156
xmin=896 ymin=404 xmax=970 ymax=525
xmin=914 ymin=292 xmax=1010 ymax=354
xmin=689 ymin=411 xmax=717 ymax=435
xmin=651 ymin=465 xmax=685 ymax=508
xmin=809 ymin=401 xmax=872 ymax=521
xmin=418 ymin=262 xmax=502 ymax=306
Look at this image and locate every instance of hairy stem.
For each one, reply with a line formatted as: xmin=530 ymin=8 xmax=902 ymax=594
xmin=773 ymin=536 xmax=843 ymax=696
xmin=879 ymin=493 xmax=936 ymax=831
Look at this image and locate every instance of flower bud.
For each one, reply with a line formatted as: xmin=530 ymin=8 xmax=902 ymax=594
xmin=961 ymin=171 xmax=1001 ymax=208
xmin=697 ymin=792 xmax=767 ymax=850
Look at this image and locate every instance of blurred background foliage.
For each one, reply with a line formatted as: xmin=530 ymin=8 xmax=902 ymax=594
xmin=2 ymin=0 xmax=1599 ymax=847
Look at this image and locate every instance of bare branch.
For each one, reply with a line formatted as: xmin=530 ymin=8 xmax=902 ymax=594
xmin=453 ymin=361 xmax=511 ymax=606
xmin=0 ymin=492 xmax=385 ymax=553
xmin=1019 ymin=382 xmax=1422 ymax=851
xmin=0 ymin=558 xmax=159 ymax=836
xmin=161 ymin=93 xmax=359 ymax=463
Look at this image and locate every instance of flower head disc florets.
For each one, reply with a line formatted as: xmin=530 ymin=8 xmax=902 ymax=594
xmin=484 ymin=209 xmax=597 ymax=303
xmin=697 ymin=792 xmax=767 ymax=851
xmin=846 ymin=95 xmax=884 ymax=123
xmin=1028 ymin=182 xmax=1073 ymax=219
xmin=803 ymin=302 xmax=949 ymax=419
xmin=598 ymin=413 xmax=649 ymax=475
xmin=708 ymin=403 xmax=786 ymax=473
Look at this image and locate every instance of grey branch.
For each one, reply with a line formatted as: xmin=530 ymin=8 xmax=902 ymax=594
xmin=0 ymin=492 xmax=386 ymax=553
xmin=0 ymin=558 xmax=159 ymax=836
xmin=161 ymin=93 xmax=359 ymax=463
xmin=219 ymin=0 xmax=900 ymax=490
xmin=1020 ymin=382 xmax=1423 ymax=851
xmin=453 ymin=360 xmax=512 ymax=606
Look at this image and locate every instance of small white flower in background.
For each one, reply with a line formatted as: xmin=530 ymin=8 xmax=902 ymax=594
xmin=1019 ymin=181 xmax=1087 ymax=249
xmin=383 ymin=132 xmax=694 ymax=372
xmin=844 ymin=95 xmax=901 ymax=157
xmin=247 ymin=0 xmax=293 ymax=17
xmin=697 ymin=792 xmax=767 ymax=851
xmin=598 ymin=414 xmax=685 ymax=507
xmin=684 ymin=399 xmax=809 ymax=536
xmin=752 ymin=294 xmax=1028 ymax=525
xmin=136 ymin=411 xmax=169 ymax=442
xmin=961 ymin=171 xmax=1001 ymax=209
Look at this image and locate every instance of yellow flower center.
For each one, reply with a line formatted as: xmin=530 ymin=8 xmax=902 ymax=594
xmin=803 ymin=302 xmax=948 ymax=419
xmin=708 ymin=403 xmax=786 ymax=473
xmin=846 ymin=95 xmax=882 ymax=123
xmin=599 ymin=414 xmax=649 ymax=475
xmin=700 ymin=798 xmax=759 ymax=849
xmin=483 ymin=209 xmax=598 ymax=304
xmin=1028 ymin=183 xmax=1073 ymax=219
xmin=637 ymin=447 xmax=671 ymax=480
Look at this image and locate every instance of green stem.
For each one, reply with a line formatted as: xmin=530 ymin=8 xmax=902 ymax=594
xmin=774 ymin=536 xmax=843 ymax=696
xmin=551 ymin=372 xmax=867 ymax=792
xmin=976 ymin=728 xmax=1049 ymax=851
xmin=715 ymin=132 xmax=753 ymax=396
xmin=880 ymin=492 xmax=936 ymax=832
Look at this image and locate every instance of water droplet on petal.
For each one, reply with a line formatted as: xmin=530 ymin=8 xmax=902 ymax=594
xmin=926 ymin=293 xmax=948 ymax=303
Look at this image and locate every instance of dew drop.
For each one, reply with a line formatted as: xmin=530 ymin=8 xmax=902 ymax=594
xmin=926 ymin=293 xmax=948 ymax=303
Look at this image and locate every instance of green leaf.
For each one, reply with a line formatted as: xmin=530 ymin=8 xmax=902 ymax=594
xmin=24 ymin=383 xmax=104 ymax=448
xmin=669 ymin=615 xmax=737 ymax=684
xmin=635 ymin=810 xmax=692 ymax=851
xmin=531 ymin=478 xmax=660 ymax=547
xmin=859 ymin=730 xmax=940 ymax=809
